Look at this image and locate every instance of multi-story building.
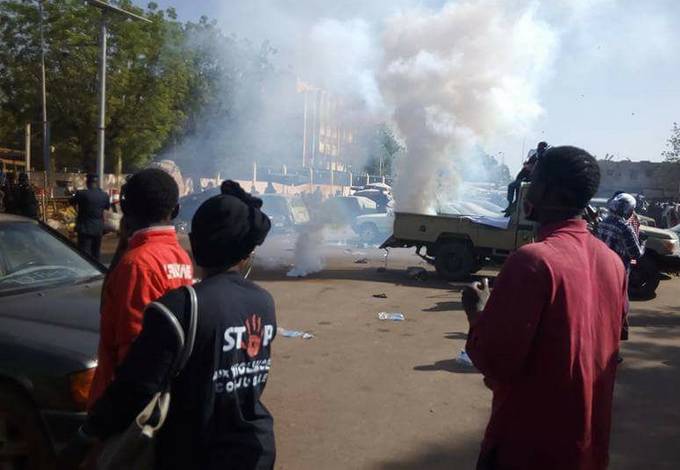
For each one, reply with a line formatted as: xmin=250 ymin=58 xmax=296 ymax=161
xmin=298 ymin=80 xmax=358 ymax=171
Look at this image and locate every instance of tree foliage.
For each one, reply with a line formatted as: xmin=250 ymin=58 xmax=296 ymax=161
xmin=361 ymin=124 xmax=404 ymax=176
xmin=0 ymin=0 xmax=275 ymax=173
xmin=662 ymin=122 xmax=680 ymax=163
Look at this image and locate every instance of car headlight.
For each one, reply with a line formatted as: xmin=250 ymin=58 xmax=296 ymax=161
xmin=69 ymin=367 xmax=96 ymax=411
xmin=661 ymin=238 xmax=680 ymax=255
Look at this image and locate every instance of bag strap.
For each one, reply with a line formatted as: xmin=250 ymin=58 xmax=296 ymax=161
xmin=146 ymin=285 xmax=198 ymax=378
xmin=175 ymin=285 xmax=198 ymax=374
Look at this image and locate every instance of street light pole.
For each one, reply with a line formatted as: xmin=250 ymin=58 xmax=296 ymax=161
xmin=38 ymin=0 xmax=50 ymax=181
xmin=96 ymin=15 xmax=107 ymax=183
xmin=86 ymin=0 xmax=151 ymax=185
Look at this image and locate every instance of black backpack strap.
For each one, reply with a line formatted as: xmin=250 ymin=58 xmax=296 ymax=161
xmin=145 ymin=285 xmax=198 ymax=378
xmin=175 ymin=285 xmax=198 ymax=374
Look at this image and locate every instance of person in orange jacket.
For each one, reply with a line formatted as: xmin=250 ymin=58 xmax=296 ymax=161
xmin=88 ymin=168 xmax=193 ymax=407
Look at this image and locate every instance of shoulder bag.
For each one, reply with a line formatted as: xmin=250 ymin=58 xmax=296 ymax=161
xmin=97 ymin=285 xmax=198 ymax=470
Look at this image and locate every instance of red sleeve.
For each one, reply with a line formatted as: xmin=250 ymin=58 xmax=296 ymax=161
xmin=106 ymin=260 xmax=166 ymax=365
xmin=466 ymin=248 xmax=551 ymax=382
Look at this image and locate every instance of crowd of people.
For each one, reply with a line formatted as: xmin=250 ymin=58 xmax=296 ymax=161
xmin=51 ymin=146 xmax=646 ymax=470
xmin=0 ymin=145 xmax=657 ymax=470
xmin=645 ymin=199 xmax=680 ymax=229
xmin=60 ymin=169 xmax=275 ymax=469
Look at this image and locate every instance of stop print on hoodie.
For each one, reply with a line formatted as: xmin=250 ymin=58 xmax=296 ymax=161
xmin=215 ymin=312 xmax=275 ymax=395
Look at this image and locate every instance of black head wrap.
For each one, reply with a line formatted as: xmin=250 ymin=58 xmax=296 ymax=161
xmin=190 ymin=181 xmax=271 ymax=268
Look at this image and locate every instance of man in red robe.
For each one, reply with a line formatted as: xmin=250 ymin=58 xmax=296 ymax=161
xmin=463 ymin=146 xmax=627 ymax=470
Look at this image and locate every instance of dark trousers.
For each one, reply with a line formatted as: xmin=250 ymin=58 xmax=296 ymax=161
xmin=77 ymin=233 xmax=102 ymax=261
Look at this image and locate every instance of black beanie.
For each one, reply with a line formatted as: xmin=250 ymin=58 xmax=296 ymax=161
xmin=190 ymin=181 xmax=271 ymax=268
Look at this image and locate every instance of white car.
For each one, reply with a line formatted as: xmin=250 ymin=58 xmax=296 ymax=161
xmin=354 ymin=210 xmax=395 ymax=244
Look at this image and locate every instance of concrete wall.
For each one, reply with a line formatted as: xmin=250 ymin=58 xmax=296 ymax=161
xmin=598 ymin=161 xmax=680 ymax=199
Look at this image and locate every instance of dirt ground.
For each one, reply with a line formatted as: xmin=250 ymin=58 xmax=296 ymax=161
xmin=104 ymin=234 xmax=680 ymax=469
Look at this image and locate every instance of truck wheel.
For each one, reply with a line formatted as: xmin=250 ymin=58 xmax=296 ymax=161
xmin=0 ymin=387 xmax=54 ymax=470
xmin=358 ymin=223 xmax=380 ymax=244
xmin=434 ymin=242 xmax=474 ymax=281
xmin=629 ymin=256 xmax=660 ymax=300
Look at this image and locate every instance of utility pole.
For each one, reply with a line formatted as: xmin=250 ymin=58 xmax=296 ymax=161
xmin=38 ymin=0 xmax=50 ymax=182
xmin=86 ymin=1 xmax=151 ymax=184
xmin=24 ymin=123 xmax=31 ymax=172
xmin=96 ymin=14 xmax=107 ymax=184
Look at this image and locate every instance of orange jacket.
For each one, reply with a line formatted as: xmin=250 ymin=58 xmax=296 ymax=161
xmin=88 ymin=226 xmax=193 ymax=408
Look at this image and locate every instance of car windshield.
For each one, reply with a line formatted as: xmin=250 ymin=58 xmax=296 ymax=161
xmin=262 ymin=196 xmax=288 ymax=217
xmin=0 ymin=222 xmax=103 ymax=295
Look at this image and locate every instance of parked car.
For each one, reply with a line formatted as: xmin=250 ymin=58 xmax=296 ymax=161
xmin=174 ymin=188 xmax=220 ymax=233
xmin=175 ymin=189 xmax=309 ymax=234
xmin=354 ymin=210 xmax=395 ymax=244
xmin=630 ymin=225 xmax=680 ymax=298
xmin=0 ymin=213 xmax=104 ymax=467
xmin=320 ymin=196 xmax=378 ymax=227
xmin=352 ymin=189 xmax=392 ymax=212
xmin=259 ymin=194 xmax=310 ymax=231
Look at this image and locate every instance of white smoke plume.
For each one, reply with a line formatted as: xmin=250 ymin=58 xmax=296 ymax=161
xmin=165 ymin=0 xmax=676 ymax=273
xmin=287 ymin=227 xmax=326 ymax=277
xmin=379 ymin=0 xmax=557 ymax=214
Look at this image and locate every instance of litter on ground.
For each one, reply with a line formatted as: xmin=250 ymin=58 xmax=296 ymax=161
xmin=378 ymin=312 xmax=405 ymax=321
xmin=279 ymin=328 xmax=314 ymax=339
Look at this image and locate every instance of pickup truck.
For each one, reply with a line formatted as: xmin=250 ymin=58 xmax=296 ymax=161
xmin=381 ymin=186 xmax=536 ymax=280
xmin=381 ymin=185 xmax=680 ymax=298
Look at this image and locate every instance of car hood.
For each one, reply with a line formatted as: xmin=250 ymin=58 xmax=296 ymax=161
xmin=0 ymin=280 xmax=102 ymax=332
xmin=0 ymin=281 xmax=102 ymax=362
xmin=640 ymin=225 xmax=677 ymax=240
xmin=356 ymin=213 xmax=392 ymax=222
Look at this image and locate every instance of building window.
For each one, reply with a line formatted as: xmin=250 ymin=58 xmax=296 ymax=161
xmin=629 ymin=171 xmax=637 ymax=180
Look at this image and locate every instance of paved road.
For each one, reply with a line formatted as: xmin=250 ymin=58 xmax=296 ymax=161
xmin=251 ymin=244 xmax=680 ymax=470
xmin=102 ymin=234 xmax=680 ymax=469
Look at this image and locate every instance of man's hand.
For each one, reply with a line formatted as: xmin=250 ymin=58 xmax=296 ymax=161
xmin=462 ymin=278 xmax=491 ymax=325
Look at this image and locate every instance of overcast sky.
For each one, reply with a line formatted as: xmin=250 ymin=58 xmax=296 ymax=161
xmin=137 ymin=0 xmax=680 ymax=171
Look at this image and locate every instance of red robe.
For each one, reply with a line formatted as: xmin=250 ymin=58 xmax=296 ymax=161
xmin=467 ymin=219 xmax=627 ymax=470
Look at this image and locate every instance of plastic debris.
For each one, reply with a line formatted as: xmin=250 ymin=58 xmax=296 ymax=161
xmin=279 ymin=328 xmax=314 ymax=339
xmin=378 ymin=312 xmax=405 ymax=321
xmin=373 ymin=293 xmax=388 ymax=299
xmin=456 ymin=349 xmax=474 ymax=367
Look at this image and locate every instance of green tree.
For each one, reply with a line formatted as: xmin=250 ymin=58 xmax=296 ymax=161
xmin=362 ymin=124 xmax=404 ymax=176
xmin=662 ymin=122 xmax=680 ymax=163
xmin=142 ymin=17 xmax=280 ymax=177
xmin=0 ymin=1 xmax=230 ymax=172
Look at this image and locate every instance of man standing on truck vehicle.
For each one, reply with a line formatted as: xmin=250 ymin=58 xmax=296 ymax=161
xmin=462 ymin=146 xmax=627 ymax=470
xmin=504 ymin=154 xmax=537 ymax=215
xmin=88 ymin=168 xmax=194 ymax=407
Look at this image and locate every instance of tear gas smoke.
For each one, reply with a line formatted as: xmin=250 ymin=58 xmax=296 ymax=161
xmin=286 ymin=228 xmax=326 ymax=277
xmin=164 ymin=0 xmax=672 ymax=274
xmin=379 ymin=0 xmax=556 ymax=214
